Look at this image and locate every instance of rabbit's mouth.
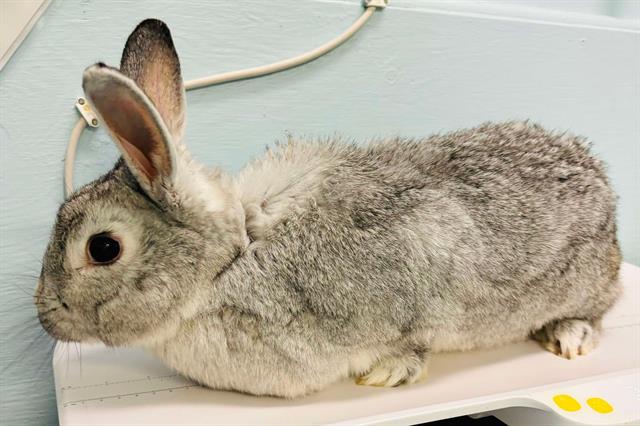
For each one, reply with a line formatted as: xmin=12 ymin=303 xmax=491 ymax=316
xmin=36 ymin=301 xmax=92 ymax=342
xmin=34 ymin=278 xmax=95 ymax=342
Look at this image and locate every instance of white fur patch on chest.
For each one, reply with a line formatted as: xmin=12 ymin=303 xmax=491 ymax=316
xmin=172 ymin=150 xmax=230 ymax=214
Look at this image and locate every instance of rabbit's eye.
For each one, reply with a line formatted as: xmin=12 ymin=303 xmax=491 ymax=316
xmin=87 ymin=234 xmax=121 ymax=265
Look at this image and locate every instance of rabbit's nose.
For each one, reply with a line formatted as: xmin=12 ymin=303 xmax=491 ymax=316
xmin=36 ymin=276 xmax=70 ymax=310
xmin=54 ymin=290 xmax=70 ymax=310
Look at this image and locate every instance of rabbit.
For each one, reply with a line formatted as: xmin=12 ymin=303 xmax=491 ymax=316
xmin=35 ymin=19 xmax=622 ymax=398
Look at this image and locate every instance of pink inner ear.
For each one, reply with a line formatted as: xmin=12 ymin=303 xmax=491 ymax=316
xmin=93 ymin=87 xmax=171 ymax=182
xmin=116 ymin=135 xmax=157 ymax=180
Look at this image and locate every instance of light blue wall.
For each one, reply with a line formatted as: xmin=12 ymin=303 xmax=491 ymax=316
xmin=1 ymin=1 xmax=638 ymax=424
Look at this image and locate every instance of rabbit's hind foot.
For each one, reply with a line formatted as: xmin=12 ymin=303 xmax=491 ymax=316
xmin=355 ymin=350 xmax=428 ymax=387
xmin=533 ymin=318 xmax=601 ymax=360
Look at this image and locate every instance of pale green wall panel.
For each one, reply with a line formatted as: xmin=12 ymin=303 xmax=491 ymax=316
xmin=1 ymin=1 xmax=638 ymax=424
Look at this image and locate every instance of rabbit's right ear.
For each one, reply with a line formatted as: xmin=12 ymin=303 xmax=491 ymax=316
xmin=83 ymin=64 xmax=177 ymax=201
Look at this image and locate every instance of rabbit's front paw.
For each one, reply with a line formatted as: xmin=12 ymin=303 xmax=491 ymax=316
xmin=534 ymin=318 xmax=600 ymax=360
xmin=356 ymin=354 xmax=428 ymax=387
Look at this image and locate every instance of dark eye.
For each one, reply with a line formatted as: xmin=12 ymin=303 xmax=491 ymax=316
xmin=87 ymin=234 xmax=121 ymax=265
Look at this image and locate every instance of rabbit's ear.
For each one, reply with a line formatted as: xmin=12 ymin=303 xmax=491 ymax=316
xmin=83 ymin=63 xmax=177 ymax=199
xmin=120 ymin=19 xmax=185 ymax=142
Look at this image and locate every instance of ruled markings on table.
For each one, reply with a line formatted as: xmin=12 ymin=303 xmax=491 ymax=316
xmin=59 ymin=374 xmax=180 ymax=391
xmin=62 ymin=384 xmax=200 ymax=407
xmin=59 ymin=373 xmax=200 ymax=408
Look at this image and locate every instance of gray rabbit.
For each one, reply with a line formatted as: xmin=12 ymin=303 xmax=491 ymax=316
xmin=35 ymin=19 xmax=621 ymax=397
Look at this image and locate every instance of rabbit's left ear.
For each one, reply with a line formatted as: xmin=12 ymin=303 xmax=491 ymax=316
xmin=120 ymin=19 xmax=185 ymax=142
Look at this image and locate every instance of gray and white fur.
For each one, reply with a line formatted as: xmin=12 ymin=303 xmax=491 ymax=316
xmin=35 ymin=19 xmax=621 ymax=397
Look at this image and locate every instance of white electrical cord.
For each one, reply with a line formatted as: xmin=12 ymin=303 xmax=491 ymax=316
xmin=64 ymin=2 xmax=387 ymax=197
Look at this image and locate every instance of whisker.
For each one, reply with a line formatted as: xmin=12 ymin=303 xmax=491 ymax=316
xmin=26 ymin=253 xmax=44 ymax=266
xmin=1 ymin=327 xmax=54 ymax=375
xmin=6 ymin=283 xmax=35 ymax=297
xmin=12 ymin=273 xmax=41 ymax=280
xmin=66 ymin=342 xmax=70 ymax=378
xmin=2 ymin=302 xmax=37 ymax=315
xmin=34 ymin=298 xmax=59 ymax=305
xmin=73 ymin=342 xmax=83 ymax=375
xmin=3 ymin=318 xmax=42 ymax=339
xmin=36 ymin=342 xmax=57 ymax=378
xmin=4 ymin=291 xmax=33 ymax=299
xmin=37 ymin=307 xmax=60 ymax=316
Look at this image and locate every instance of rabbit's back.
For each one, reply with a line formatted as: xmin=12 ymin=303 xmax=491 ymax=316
xmin=227 ymin=121 xmax=620 ymax=353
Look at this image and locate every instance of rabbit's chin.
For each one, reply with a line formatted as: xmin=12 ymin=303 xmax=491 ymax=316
xmin=38 ymin=313 xmax=94 ymax=344
xmin=96 ymin=333 xmax=131 ymax=347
